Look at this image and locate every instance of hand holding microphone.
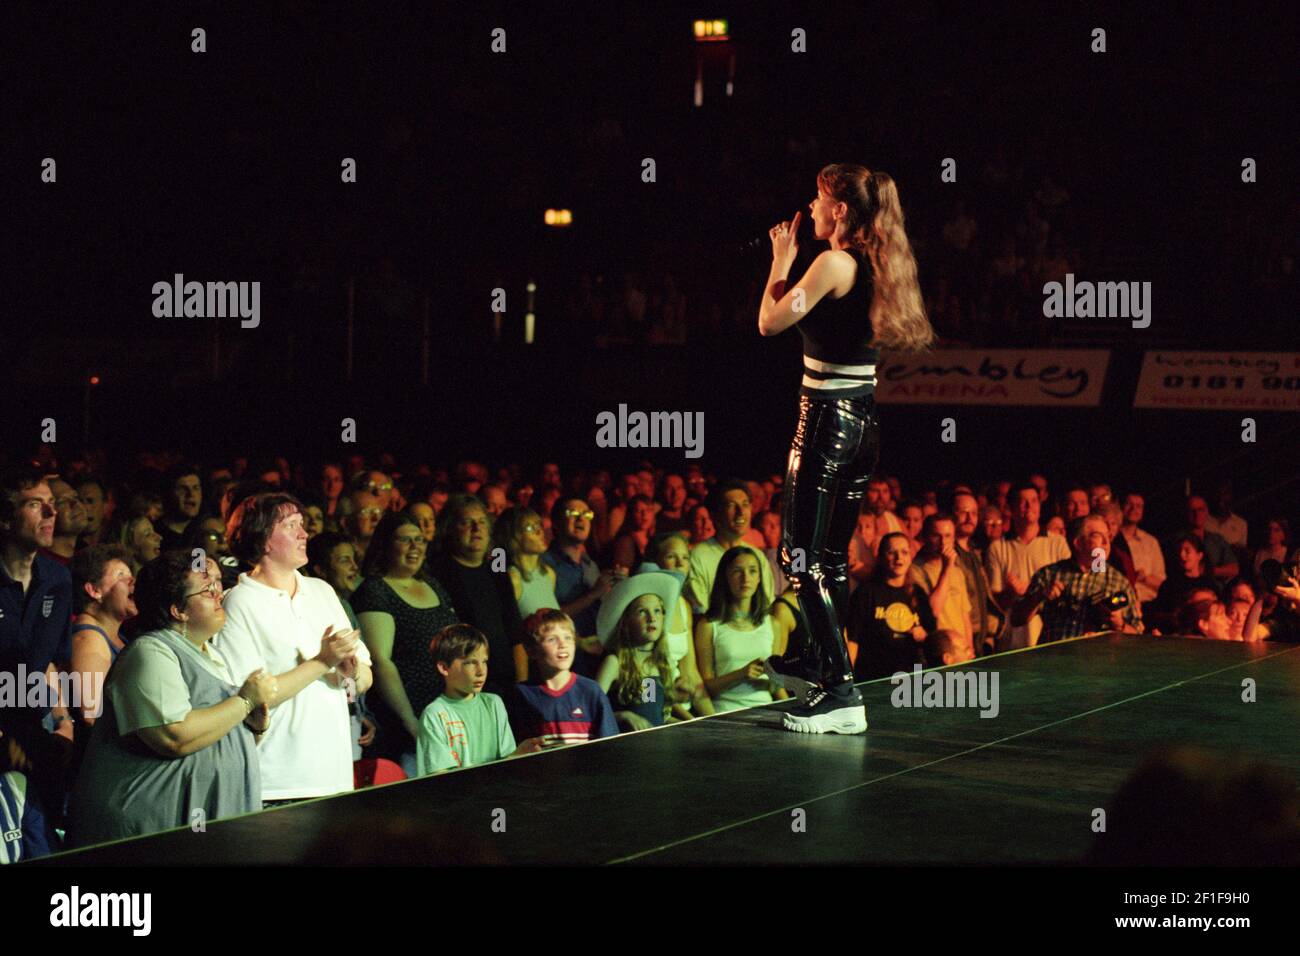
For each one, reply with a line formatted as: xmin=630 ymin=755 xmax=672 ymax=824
xmin=770 ymin=211 xmax=801 ymax=268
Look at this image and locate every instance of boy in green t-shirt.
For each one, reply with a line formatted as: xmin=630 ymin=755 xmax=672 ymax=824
xmin=416 ymin=624 xmax=545 ymax=776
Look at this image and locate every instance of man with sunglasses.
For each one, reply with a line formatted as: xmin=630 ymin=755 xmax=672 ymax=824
xmin=350 ymin=469 xmax=395 ymax=513
xmin=542 ymin=498 xmax=619 ymax=677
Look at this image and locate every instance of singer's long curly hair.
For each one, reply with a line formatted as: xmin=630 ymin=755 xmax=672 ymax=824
xmin=818 ymin=163 xmax=935 ymax=352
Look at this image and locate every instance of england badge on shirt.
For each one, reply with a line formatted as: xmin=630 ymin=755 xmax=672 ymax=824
xmin=42 ymin=596 xmax=54 ymax=618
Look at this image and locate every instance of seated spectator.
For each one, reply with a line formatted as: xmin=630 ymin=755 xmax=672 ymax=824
xmin=972 ymin=503 xmax=1004 ymax=553
xmin=1098 ymin=501 xmax=1138 ymax=588
xmin=863 ymin=477 xmax=903 ymax=541
xmin=407 ymin=502 xmax=437 ymax=543
xmin=1012 ymin=515 xmax=1143 ymax=643
xmin=218 ymin=493 xmax=372 ymax=806
xmin=0 ymin=728 xmax=58 ymax=861
xmin=595 ymin=573 xmax=681 ymax=731
xmin=1225 ymin=598 xmax=1266 ymax=642
xmin=694 ymin=547 xmax=788 ymax=713
xmin=688 ymin=504 xmax=715 ymax=544
xmin=758 ymin=510 xmax=790 ymax=598
xmin=1060 ymin=485 xmax=1091 ymax=523
xmin=1088 ymin=483 xmax=1114 ymax=515
xmin=1225 ymin=577 xmax=1256 ymax=607
xmin=305 ymin=531 xmax=374 ymax=759
xmin=611 ymin=495 xmax=656 ymax=570
xmin=655 ymin=474 xmax=692 ymax=535
xmin=952 ymin=491 xmax=1000 ymax=655
xmin=319 ymin=463 xmax=345 ymax=518
xmin=427 ymin=494 xmax=528 ymax=696
xmin=68 ymin=545 xmax=137 ymax=728
xmin=155 ymin=464 xmax=203 ymax=552
xmin=847 ymin=532 xmax=936 ymax=681
xmin=1252 ymin=517 xmax=1291 ymax=575
xmin=909 ymin=514 xmax=974 ymax=660
xmin=1204 ymin=480 xmax=1248 ymax=551
xmin=75 ymin=475 xmax=109 ymax=548
xmin=480 ymin=483 xmax=509 ymax=518
xmin=1174 ymin=599 xmax=1232 ymax=641
xmin=299 ymin=495 xmax=326 ymax=539
xmin=306 ymin=532 xmax=361 ymax=626
xmin=182 ymin=515 xmax=240 ymax=590
xmin=684 ymin=482 xmax=775 ymax=614
xmin=604 ymin=473 xmax=643 ymax=544
xmin=354 ymin=513 xmax=459 ymax=776
xmin=1 ymin=468 xmax=76 ymax=822
xmin=986 ymin=482 xmax=1069 ymax=649
xmin=1165 ymin=496 xmax=1239 ymax=583
xmin=494 ymin=507 xmax=560 ymax=620
xmin=541 ymin=497 xmax=613 ymax=676
xmin=646 ymin=533 xmax=712 ymax=716
xmin=416 ymin=624 xmax=543 ymax=775
xmin=896 ymin=498 xmax=925 ymax=558
xmin=39 ymin=477 xmax=87 ymax=566
xmin=505 ymin=609 xmax=618 ymax=745
xmin=338 ymin=489 xmax=383 ymax=563
xmin=1150 ymin=534 xmax=1225 ymax=630
xmin=67 ymin=552 xmax=274 ymax=847
xmin=351 ymin=468 xmax=395 ymax=513
xmin=924 ymin=628 xmax=975 ymax=667
xmin=427 ymin=483 xmax=451 ymax=518
xmin=1119 ymin=492 xmax=1166 ymax=609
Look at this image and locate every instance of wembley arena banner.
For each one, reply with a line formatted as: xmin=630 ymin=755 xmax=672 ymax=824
xmin=1133 ymin=352 xmax=1300 ymax=411
xmin=874 ymin=350 xmax=1110 ymax=407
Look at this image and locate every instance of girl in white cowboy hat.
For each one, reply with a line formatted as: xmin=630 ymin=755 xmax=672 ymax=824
xmin=646 ymin=533 xmax=713 ymax=717
xmin=595 ymin=570 xmax=685 ymax=732
xmin=695 ymin=546 xmax=790 ymax=713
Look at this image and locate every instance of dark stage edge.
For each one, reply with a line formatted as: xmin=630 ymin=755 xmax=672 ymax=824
xmin=36 ymin=634 xmax=1300 ymax=866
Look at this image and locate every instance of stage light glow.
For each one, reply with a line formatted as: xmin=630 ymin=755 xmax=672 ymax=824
xmin=693 ymin=19 xmax=729 ymax=42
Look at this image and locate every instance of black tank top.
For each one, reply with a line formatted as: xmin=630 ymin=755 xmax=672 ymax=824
xmin=796 ymin=247 xmax=879 ymax=399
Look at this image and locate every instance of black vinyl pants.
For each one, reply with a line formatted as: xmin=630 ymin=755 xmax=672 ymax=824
xmin=779 ymin=392 xmax=881 ymax=688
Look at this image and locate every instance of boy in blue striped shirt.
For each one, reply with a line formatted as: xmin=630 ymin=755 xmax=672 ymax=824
xmin=506 ymin=610 xmax=618 ymax=745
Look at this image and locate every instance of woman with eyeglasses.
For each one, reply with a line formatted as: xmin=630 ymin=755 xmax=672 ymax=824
xmin=67 ymin=552 xmax=275 ymax=847
xmin=493 ymin=507 xmax=561 ymax=620
xmin=352 ymin=513 xmax=459 ymax=775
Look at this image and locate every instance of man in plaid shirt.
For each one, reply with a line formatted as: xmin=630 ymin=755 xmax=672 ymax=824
xmin=1012 ymin=514 xmax=1143 ymax=643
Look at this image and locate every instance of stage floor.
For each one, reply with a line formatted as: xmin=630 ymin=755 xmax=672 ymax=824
xmin=39 ymin=634 xmax=1300 ymax=866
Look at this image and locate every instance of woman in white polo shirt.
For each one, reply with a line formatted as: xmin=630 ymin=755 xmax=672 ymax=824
xmin=217 ymin=493 xmax=373 ymax=805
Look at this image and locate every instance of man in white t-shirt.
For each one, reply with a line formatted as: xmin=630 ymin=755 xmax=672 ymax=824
xmin=1119 ymin=492 xmax=1166 ymax=606
xmin=217 ymin=493 xmax=373 ymax=802
xmin=685 ymin=482 xmax=774 ymax=613
xmin=984 ymin=482 xmax=1069 ymax=648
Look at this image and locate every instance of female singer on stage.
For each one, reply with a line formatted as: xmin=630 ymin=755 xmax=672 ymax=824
xmin=758 ymin=163 xmax=935 ymax=734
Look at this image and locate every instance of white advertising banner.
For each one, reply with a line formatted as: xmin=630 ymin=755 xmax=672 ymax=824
xmin=1134 ymin=352 xmax=1300 ymax=411
xmin=874 ymin=350 xmax=1110 ymax=407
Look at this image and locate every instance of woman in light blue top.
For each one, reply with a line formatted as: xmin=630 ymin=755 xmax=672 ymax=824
xmin=68 ymin=552 xmax=276 ymax=848
xmin=496 ymin=507 xmax=561 ymax=618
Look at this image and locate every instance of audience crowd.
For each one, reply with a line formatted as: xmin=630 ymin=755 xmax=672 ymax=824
xmin=3 ymin=449 xmax=1298 ymax=861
